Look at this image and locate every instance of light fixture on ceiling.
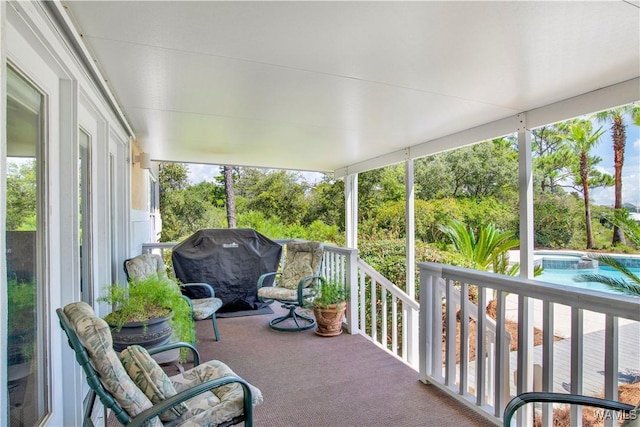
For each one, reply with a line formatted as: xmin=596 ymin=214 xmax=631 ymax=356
xmin=134 ymin=152 xmax=152 ymax=169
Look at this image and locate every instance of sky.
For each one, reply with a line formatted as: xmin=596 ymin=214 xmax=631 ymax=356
xmin=187 ymin=116 xmax=640 ymax=210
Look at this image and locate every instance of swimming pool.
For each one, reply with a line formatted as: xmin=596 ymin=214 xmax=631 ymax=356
xmin=533 ymin=251 xmax=640 ymax=294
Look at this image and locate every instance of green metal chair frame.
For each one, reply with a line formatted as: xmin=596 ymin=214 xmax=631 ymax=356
xmin=124 ymin=254 xmax=221 ymax=341
xmin=57 ymin=307 xmax=254 ymax=427
xmin=257 ymin=241 xmax=324 ymax=332
xmin=503 ymin=392 xmax=636 ymax=426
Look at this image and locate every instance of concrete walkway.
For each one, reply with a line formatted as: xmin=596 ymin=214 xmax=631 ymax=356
xmin=508 ymin=322 xmax=640 ymax=396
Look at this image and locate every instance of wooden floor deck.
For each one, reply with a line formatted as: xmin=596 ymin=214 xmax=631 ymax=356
xmin=184 ymin=305 xmax=497 ymax=427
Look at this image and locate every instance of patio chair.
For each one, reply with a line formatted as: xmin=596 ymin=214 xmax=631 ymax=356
xmin=503 ymin=392 xmax=637 ymax=426
xmin=124 ymin=253 xmax=222 ymax=341
xmin=57 ymin=302 xmax=262 ymax=427
xmin=256 ymin=241 xmax=324 ymax=331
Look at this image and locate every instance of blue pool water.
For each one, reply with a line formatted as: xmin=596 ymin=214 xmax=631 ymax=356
xmin=536 ymin=266 xmax=639 ymax=294
xmin=534 ymin=253 xmax=640 ymax=295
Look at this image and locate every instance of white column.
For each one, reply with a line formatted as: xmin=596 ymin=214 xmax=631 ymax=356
xmin=405 ymin=158 xmax=418 ymax=365
xmin=344 ymin=174 xmax=359 ymax=334
xmin=518 ymin=112 xmax=534 ymax=279
xmin=345 ymin=174 xmax=358 ymax=249
xmin=405 ymin=158 xmax=415 ymax=298
xmin=516 ymin=112 xmax=535 ymax=425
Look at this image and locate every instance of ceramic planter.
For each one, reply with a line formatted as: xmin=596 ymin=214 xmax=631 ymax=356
xmin=313 ymin=302 xmax=346 ymax=337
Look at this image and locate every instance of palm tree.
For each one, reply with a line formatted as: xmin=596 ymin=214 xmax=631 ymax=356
xmin=594 ymin=103 xmax=640 ymax=245
xmin=566 ymin=119 xmax=608 ymax=249
xmin=574 ymin=211 xmax=640 ymax=296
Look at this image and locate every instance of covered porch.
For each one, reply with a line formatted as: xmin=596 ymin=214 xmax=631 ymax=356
xmin=1 ymin=1 xmax=639 ymax=427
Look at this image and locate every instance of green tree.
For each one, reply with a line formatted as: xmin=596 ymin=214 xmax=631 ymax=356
xmin=304 ymin=175 xmax=345 ymax=229
xmin=414 ymin=138 xmax=518 ymax=201
xmin=6 ymin=160 xmax=37 ymax=231
xmin=532 ymin=124 xmax=572 ymax=194
xmin=159 ymin=163 xmax=211 ymax=241
xmin=234 ymin=169 xmax=307 ymax=225
xmin=565 ymin=119 xmax=611 ymax=249
xmin=594 ymin=103 xmax=640 ymax=246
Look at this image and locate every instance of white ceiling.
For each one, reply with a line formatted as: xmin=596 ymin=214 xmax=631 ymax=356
xmin=62 ymin=1 xmax=639 ymax=175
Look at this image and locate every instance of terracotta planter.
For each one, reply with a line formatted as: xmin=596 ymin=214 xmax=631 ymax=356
xmin=109 ymin=313 xmax=173 ymax=352
xmin=313 ymin=302 xmax=346 ymax=337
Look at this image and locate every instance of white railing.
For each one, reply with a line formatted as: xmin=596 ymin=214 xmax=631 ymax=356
xmin=419 ymin=262 xmax=640 ymax=426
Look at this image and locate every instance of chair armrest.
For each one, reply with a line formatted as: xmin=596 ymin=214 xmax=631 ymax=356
xmin=503 ymin=392 xmax=635 ymax=426
xmin=257 ymin=272 xmax=278 ymax=289
xmin=128 ymin=375 xmax=254 ymax=427
xmin=181 ymin=282 xmax=215 ymax=299
xmin=147 ymin=342 xmax=200 ymax=366
xmin=257 ymin=272 xmax=279 ymax=303
xmin=297 ymin=275 xmax=324 ymax=304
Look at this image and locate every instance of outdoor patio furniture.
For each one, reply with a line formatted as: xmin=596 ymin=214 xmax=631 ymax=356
xmin=257 ymin=241 xmax=324 ymax=331
xmin=503 ymin=392 xmax=637 ymax=426
xmin=57 ymin=301 xmax=262 ymax=426
xmin=124 ymin=253 xmax=222 ymax=341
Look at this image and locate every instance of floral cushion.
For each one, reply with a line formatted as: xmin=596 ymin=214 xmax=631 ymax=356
xmin=279 ymin=242 xmax=323 ymax=290
xmin=191 ymin=297 xmax=223 ymax=321
xmin=63 ymin=302 xmax=162 ymax=427
xmin=169 ymin=360 xmax=263 ymax=427
xmin=257 ymin=286 xmax=315 ymax=302
xmin=125 ymin=253 xmax=169 ymax=281
xmin=120 ymin=345 xmax=189 ymax=422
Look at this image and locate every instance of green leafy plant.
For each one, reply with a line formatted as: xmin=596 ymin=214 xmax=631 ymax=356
xmin=99 ymin=275 xmax=195 ymax=345
xmin=313 ymin=280 xmax=347 ymax=308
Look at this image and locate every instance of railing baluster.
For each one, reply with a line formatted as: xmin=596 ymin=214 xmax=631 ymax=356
xmin=371 ymin=279 xmax=378 ymax=343
xmin=604 ymin=314 xmax=619 ymax=427
xmin=359 ymin=272 xmax=366 ymax=334
xmin=476 ymin=285 xmax=486 ymax=406
xmin=381 ymin=287 xmax=388 ymax=350
xmin=570 ymin=307 xmax=584 ymax=426
xmin=460 ymin=282 xmax=469 ymax=395
xmin=541 ymin=300 xmax=554 ymax=427
xmin=392 ymin=295 xmax=398 ymax=356
xmin=493 ymin=289 xmax=507 ymax=418
xmin=445 ymin=278 xmax=456 ymax=387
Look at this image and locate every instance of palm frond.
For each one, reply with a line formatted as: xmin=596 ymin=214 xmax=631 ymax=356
xmin=573 ymin=274 xmax=640 ymax=296
xmin=590 ymin=255 xmax=640 ymax=284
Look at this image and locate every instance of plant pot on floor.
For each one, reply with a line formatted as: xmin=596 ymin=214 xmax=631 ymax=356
xmin=313 ymin=302 xmax=346 ymax=337
xmin=109 ymin=312 xmax=173 ymax=352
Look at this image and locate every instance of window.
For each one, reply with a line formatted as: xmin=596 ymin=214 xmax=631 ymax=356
xmin=6 ymin=66 xmax=48 ymax=426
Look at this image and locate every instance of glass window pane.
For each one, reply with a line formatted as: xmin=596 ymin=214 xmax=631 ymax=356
xmin=6 ymin=67 xmax=47 ymax=426
xmin=79 ymin=128 xmax=92 ymax=304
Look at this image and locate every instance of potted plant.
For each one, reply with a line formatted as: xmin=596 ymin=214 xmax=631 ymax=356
xmin=312 ymin=280 xmax=347 ymax=337
xmin=98 ymin=275 xmax=195 ymax=352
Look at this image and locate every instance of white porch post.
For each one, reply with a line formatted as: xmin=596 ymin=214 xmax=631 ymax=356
xmin=344 ymin=173 xmax=359 ymax=333
xmin=0 ymin=3 xmax=8 ymax=427
xmin=345 ymin=174 xmax=358 ymax=249
xmin=405 ymin=158 xmax=418 ymax=365
xmin=516 ymin=112 xmax=535 ymax=423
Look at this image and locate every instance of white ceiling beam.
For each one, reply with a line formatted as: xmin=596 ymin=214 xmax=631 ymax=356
xmin=335 ymin=78 xmax=639 ymax=179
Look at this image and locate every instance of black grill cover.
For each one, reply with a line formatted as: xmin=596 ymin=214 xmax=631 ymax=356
xmin=172 ymin=229 xmax=282 ymax=312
